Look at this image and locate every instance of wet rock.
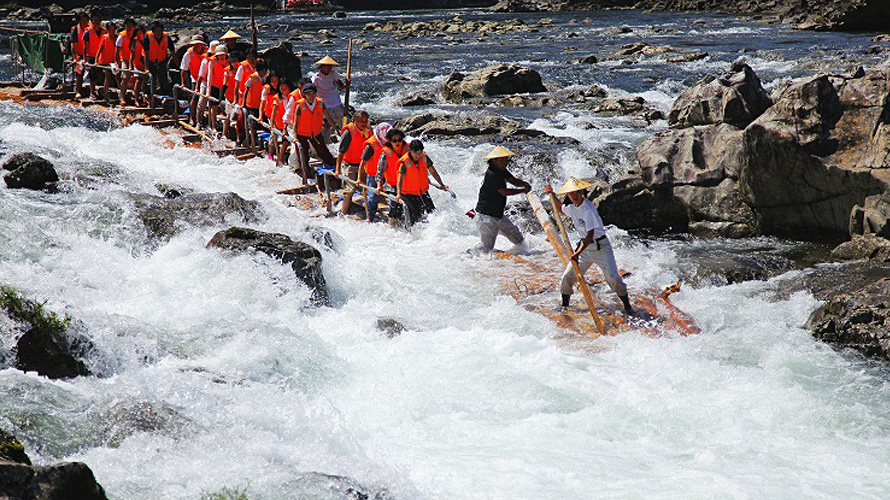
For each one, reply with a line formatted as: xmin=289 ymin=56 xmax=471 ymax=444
xmin=831 ymin=235 xmax=890 ymax=262
xmin=0 ymin=461 xmax=108 ymax=500
xmin=2 ymin=153 xmax=59 ymax=192
xmin=601 ymin=26 xmax=633 ymax=35
xmin=593 ymin=97 xmax=665 ymax=121
xmin=154 ymin=183 xmax=193 ymax=199
xmin=1 ymin=286 xmax=92 ymax=380
xmin=396 ymin=91 xmax=436 ymax=107
xmin=849 ymin=192 xmax=890 ymax=239
xmin=808 ymin=278 xmax=890 ymax=361
xmin=496 ymin=96 xmax=557 ymax=108
xmin=443 ymin=64 xmax=547 ymax=103
xmin=557 ymin=85 xmax=608 ymax=102
xmin=577 ymin=54 xmax=598 ymax=64
xmin=376 ymin=318 xmax=405 ymax=338
xmin=0 ymin=429 xmax=30 ymax=465
xmin=207 ymin=227 xmax=328 ymax=306
xmin=262 ymin=41 xmax=303 ymax=85
xmin=667 ymin=52 xmax=709 ymax=63
xmin=614 ymin=42 xmax=677 ymax=56
xmin=282 ymin=472 xmax=392 ymax=499
xmin=395 ymin=113 xmax=543 ymax=138
xmin=669 ymin=61 xmax=772 ymax=129
xmin=332 ymin=10 xmax=346 ymax=18
xmin=131 ymin=192 xmax=262 ymax=241
xmin=102 ymin=401 xmax=191 ymax=448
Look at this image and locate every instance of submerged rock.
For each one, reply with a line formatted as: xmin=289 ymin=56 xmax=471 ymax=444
xmin=207 ymin=227 xmax=329 ymax=306
xmin=101 ymin=401 xmax=192 ymax=448
xmin=0 ymin=429 xmax=30 ymax=465
xmin=0 ymin=461 xmax=108 ymax=500
xmin=2 ymin=153 xmax=59 ymax=192
xmin=131 ymin=192 xmax=262 ymax=240
xmin=376 ymin=317 xmax=405 ymax=338
xmin=443 ymin=64 xmax=547 ymax=102
xmin=831 ymin=235 xmax=890 ymax=262
xmin=396 ymin=91 xmax=437 ymax=107
xmin=395 ymin=112 xmax=544 ymax=138
xmin=808 ymin=278 xmax=890 ymax=361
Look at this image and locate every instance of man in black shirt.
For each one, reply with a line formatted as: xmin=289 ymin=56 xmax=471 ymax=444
xmin=474 ymin=146 xmax=531 ymax=253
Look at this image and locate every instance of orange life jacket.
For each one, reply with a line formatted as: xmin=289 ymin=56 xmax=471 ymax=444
xmin=364 ymin=136 xmax=383 ymax=176
xmin=84 ymin=25 xmax=103 ymax=58
xmin=263 ymin=84 xmax=277 ymax=119
xmin=400 ymin=153 xmax=430 ymax=195
xmin=238 ymin=60 xmax=255 ymax=94
xmin=243 ymin=72 xmax=264 ymax=109
xmin=117 ymin=32 xmax=131 ymax=63
xmin=186 ymin=47 xmax=204 ymax=80
xmin=146 ymin=33 xmax=169 ymax=63
xmin=209 ymin=58 xmax=227 ymax=89
xmin=131 ymin=38 xmax=145 ymax=70
xmin=273 ymin=95 xmax=286 ymax=130
xmin=296 ymin=97 xmax=325 ymax=137
xmin=97 ymin=33 xmax=116 ymax=65
xmin=224 ymin=62 xmax=238 ymax=101
xmin=380 ymin=143 xmax=407 ymax=186
xmin=341 ymin=123 xmax=372 ymax=164
xmin=71 ymin=25 xmax=86 ymax=58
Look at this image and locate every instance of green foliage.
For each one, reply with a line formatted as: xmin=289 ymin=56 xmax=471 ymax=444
xmin=200 ymin=486 xmax=249 ymax=500
xmin=0 ymin=286 xmax=71 ymax=335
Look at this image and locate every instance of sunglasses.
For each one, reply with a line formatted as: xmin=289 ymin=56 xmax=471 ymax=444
xmin=391 ymin=138 xmax=404 ymax=143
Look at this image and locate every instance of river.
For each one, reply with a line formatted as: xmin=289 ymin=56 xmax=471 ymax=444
xmin=2 ymin=8 xmax=890 ymax=499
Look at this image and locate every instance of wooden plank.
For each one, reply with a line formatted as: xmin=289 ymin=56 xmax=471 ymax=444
xmin=181 ymin=134 xmax=201 ymax=144
xmin=118 ymin=106 xmax=166 ymax=115
xmin=25 ymin=92 xmax=75 ymax=101
xmin=144 ymin=119 xmax=177 ymax=128
xmin=526 ymin=192 xmax=570 ymax=265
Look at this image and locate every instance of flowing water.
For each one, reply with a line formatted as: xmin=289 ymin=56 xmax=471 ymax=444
xmin=2 ymin=8 xmax=890 ymax=500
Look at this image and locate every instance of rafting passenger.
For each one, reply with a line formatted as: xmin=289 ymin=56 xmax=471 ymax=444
xmin=143 ymin=21 xmax=173 ymax=96
xmin=473 ymin=146 xmax=530 ymax=254
xmin=240 ymin=59 xmax=269 ymax=153
xmin=234 ymin=50 xmax=258 ymax=144
xmin=395 ymin=139 xmax=449 ymax=227
xmin=544 ymin=179 xmax=633 ymax=315
xmin=357 ymin=122 xmax=389 ymax=223
xmin=221 ymin=54 xmax=240 ymax=140
xmin=311 ymin=56 xmax=348 ymax=144
xmin=129 ymin=24 xmax=147 ymax=106
xmin=82 ymin=12 xmax=104 ymax=99
xmin=375 ymin=128 xmax=408 ymax=226
xmin=260 ymin=73 xmax=282 ymax=156
xmin=114 ymin=18 xmax=136 ymax=104
xmin=335 ymin=110 xmax=372 ymax=216
xmin=70 ymin=13 xmax=89 ymax=98
xmin=202 ymin=44 xmax=229 ymax=133
xmin=95 ymin=21 xmax=118 ymax=102
xmin=269 ymin=80 xmax=292 ymax=164
xmin=292 ymin=83 xmax=338 ymax=185
xmin=181 ymin=35 xmax=208 ymax=126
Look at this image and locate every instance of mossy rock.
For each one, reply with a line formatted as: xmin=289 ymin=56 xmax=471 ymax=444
xmin=0 ymin=428 xmax=30 ymax=465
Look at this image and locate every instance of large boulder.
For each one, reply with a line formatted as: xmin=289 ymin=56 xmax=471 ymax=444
xmin=261 ymin=41 xmax=302 ymax=84
xmin=0 ymin=429 xmax=30 ymax=465
xmin=0 ymin=461 xmax=108 ymax=500
xmin=131 ymin=192 xmax=262 ymax=241
xmin=849 ymin=192 xmax=890 ymax=238
xmin=668 ymin=62 xmax=772 ymax=129
xmin=2 ymin=153 xmax=59 ymax=191
xmin=807 ymin=278 xmax=890 ymax=361
xmin=207 ymin=227 xmax=328 ymax=306
xmin=443 ymin=64 xmax=547 ymax=103
xmin=394 ymin=112 xmax=546 ymax=139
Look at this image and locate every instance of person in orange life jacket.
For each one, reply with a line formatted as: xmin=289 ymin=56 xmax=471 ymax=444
xmin=69 ymin=12 xmax=89 ymax=98
xmin=180 ymin=35 xmax=208 ymax=126
xmin=114 ymin=18 xmax=136 ymax=105
xmin=268 ymin=80 xmax=292 ymax=165
xmin=291 ymin=83 xmax=338 ymax=185
xmin=335 ymin=110 xmax=372 ymax=216
xmin=395 ymin=139 xmax=449 ymax=226
xmin=128 ymin=24 xmax=147 ymax=106
xmin=194 ymin=40 xmax=221 ymax=129
xmin=82 ymin=12 xmax=105 ymax=98
xmin=543 ymin=179 xmax=633 ymax=314
xmin=357 ymin=122 xmax=391 ymax=223
xmin=259 ymin=72 xmax=282 ymax=156
xmin=374 ymin=128 xmax=408 ymax=224
xmin=472 ymin=146 xmax=530 ymax=254
xmin=233 ymin=50 xmax=258 ymax=145
xmin=198 ymin=44 xmax=229 ymax=133
xmin=94 ymin=21 xmax=119 ymax=102
xmin=143 ymin=21 xmax=173 ymax=96
xmin=220 ymin=55 xmax=241 ymax=142
xmin=280 ymin=77 xmax=310 ymax=168
xmin=239 ymin=59 xmax=269 ymax=153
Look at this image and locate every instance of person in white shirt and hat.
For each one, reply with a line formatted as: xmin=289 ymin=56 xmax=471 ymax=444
xmin=544 ymin=178 xmax=633 ymax=314
xmin=311 ymin=55 xmax=348 ymax=144
xmin=474 ymin=146 xmax=531 ymax=254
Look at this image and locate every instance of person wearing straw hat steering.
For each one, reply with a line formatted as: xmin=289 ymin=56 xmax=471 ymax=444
xmin=473 ymin=146 xmax=531 ymax=254
xmin=311 ymin=55 xmax=348 ymax=144
xmin=544 ymin=178 xmax=633 ymax=314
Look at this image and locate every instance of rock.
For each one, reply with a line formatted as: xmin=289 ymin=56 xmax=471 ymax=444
xmin=396 ymin=91 xmax=436 ymax=107
xmin=808 ymin=278 xmax=890 ymax=361
xmin=395 ymin=113 xmax=542 ymax=138
xmin=557 ymin=85 xmax=608 ymax=102
xmin=593 ymin=97 xmax=665 ymax=121
xmin=669 ymin=62 xmax=772 ymax=129
xmin=261 ymin=42 xmax=302 ymax=85
xmin=577 ymin=54 xmax=598 ymax=64
xmin=496 ymin=96 xmax=557 ymax=108
xmin=131 ymin=192 xmax=262 ymax=241
xmin=332 ymin=10 xmax=346 ymax=18
xmin=849 ymin=192 xmax=890 ymax=238
xmin=376 ymin=318 xmax=405 ymax=338
xmin=602 ymin=26 xmax=633 ymax=35
xmin=666 ymin=52 xmax=709 ymax=63
xmin=0 ymin=461 xmax=108 ymax=500
xmin=614 ymin=42 xmax=677 ymax=56
xmin=207 ymin=227 xmax=328 ymax=306
xmin=831 ymin=235 xmax=890 ymax=262
xmin=874 ymin=34 xmax=890 ymax=42
xmin=2 ymin=153 xmax=59 ymax=191
xmin=102 ymin=401 xmax=191 ymax=448
xmin=0 ymin=429 xmax=30 ymax=465
xmin=154 ymin=183 xmax=193 ymax=199
xmin=443 ymin=64 xmax=547 ymax=103
xmin=1 ymin=286 xmax=93 ymax=379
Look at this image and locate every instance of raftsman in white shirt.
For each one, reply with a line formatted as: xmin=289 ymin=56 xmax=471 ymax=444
xmin=310 ymin=70 xmax=342 ymax=108
xmin=563 ymin=199 xmax=606 ymax=240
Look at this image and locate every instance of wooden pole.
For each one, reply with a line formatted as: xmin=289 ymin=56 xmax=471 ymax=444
xmin=342 ymin=39 xmax=352 ymax=128
xmin=547 ymin=192 xmax=607 ymax=336
xmin=526 ymin=192 xmax=570 ymax=265
xmin=250 ymin=0 xmax=258 ymax=51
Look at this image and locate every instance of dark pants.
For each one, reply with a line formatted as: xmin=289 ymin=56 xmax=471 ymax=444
xmin=147 ymin=60 xmax=170 ymax=96
xmin=296 ymin=134 xmax=336 ymax=179
xmin=403 ymin=192 xmax=435 ymax=226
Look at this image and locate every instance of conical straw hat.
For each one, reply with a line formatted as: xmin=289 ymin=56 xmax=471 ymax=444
xmin=220 ymin=30 xmax=241 ymax=40
xmin=555 ymin=177 xmax=593 ymax=195
xmin=484 ymin=146 xmax=516 ymax=160
xmin=315 ymin=55 xmax=340 ymax=66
